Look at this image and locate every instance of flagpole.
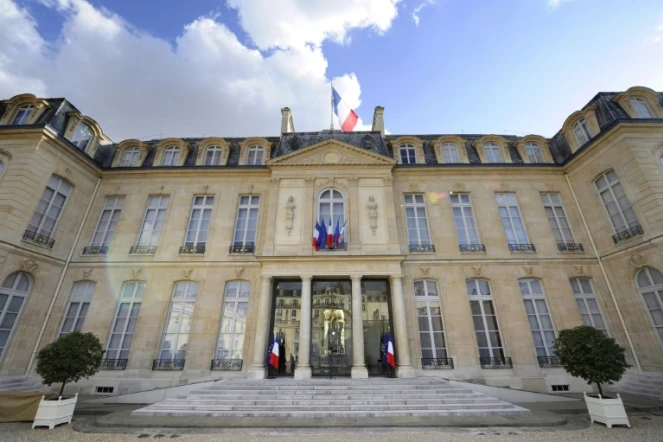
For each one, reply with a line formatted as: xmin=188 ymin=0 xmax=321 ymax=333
xmin=330 ymin=81 xmax=334 ymax=130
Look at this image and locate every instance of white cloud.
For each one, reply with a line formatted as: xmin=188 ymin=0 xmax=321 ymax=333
xmin=411 ymin=0 xmax=435 ymax=26
xmin=0 ymin=0 xmax=395 ymax=140
xmin=547 ymin=0 xmax=573 ymax=8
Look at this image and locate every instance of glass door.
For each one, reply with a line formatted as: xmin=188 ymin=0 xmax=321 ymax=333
xmin=268 ymin=281 xmax=301 ymax=377
xmin=311 ymin=280 xmax=352 ymax=376
xmin=361 ymin=280 xmax=394 ymax=377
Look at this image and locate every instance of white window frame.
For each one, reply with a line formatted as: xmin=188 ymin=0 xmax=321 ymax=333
xmin=184 ymin=195 xmax=214 ymax=248
xmin=399 ymin=144 xmax=416 ymax=164
xmin=441 ymin=143 xmax=460 ymax=163
xmin=159 ymin=281 xmax=198 ymax=361
xmin=247 ymin=145 xmax=264 ymax=165
xmin=318 ymin=189 xmax=345 ymax=228
xmin=215 ymin=281 xmax=250 ymax=360
xmin=636 ymin=267 xmax=663 ymax=346
xmin=71 ymin=122 xmax=93 ymax=151
xmin=519 ymin=278 xmax=556 ymax=358
xmin=135 ymin=195 xmax=169 ymax=249
xmin=450 ymin=193 xmax=480 ymax=246
xmin=0 ymin=272 xmax=31 ymax=360
xmin=570 ymin=278 xmax=608 ymax=335
xmin=414 ymin=280 xmax=448 ymax=360
xmin=161 ymin=146 xmax=180 ymax=166
xmin=525 ymin=142 xmax=544 ymax=163
xmin=120 ymin=148 xmax=140 ymax=167
xmin=594 ymin=170 xmax=639 ymax=234
xmin=232 ymin=195 xmax=260 ymax=248
xmin=495 ymin=193 xmax=529 ymax=245
xmin=13 ymin=105 xmax=34 ymax=124
xmin=540 ymin=193 xmax=575 ymax=244
xmin=404 ymin=194 xmax=432 ymax=246
xmin=28 ymin=175 xmax=71 ymax=239
xmin=59 ymin=281 xmax=95 ymax=337
xmin=106 ymin=281 xmax=145 ymax=360
xmin=466 ymin=279 xmax=505 ymax=359
xmin=89 ymin=196 xmax=124 ymax=248
xmin=205 ymin=146 xmax=223 ymax=166
xmin=484 ymin=142 xmax=504 ymax=163
xmin=572 ymin=117 xmax=592 ymax=146
xmin=630 ymin=97 xmax=653 ymax=118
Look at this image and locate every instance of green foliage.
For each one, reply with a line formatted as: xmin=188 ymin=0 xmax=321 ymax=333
xmin=36 ymin=332 xmax=104 ymax=396
xmin=554 ymin=326 xmax=630 ymax=395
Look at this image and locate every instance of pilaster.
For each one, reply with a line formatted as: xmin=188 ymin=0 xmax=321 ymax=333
xmin=248 ymin=275 xmax=273 ymax=379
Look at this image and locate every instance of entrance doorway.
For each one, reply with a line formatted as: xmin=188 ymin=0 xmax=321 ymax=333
xmin=361 ymin=280 xmax=394 ymax=377
xmin=311 ymin=280 xmax=352 ymax=376
xmin=268 ymin=280 xmax=301 ymax=377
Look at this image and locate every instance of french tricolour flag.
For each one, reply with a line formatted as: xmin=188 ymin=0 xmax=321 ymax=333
xmin=269 ymin=335 xmax=279 ymax=369
xmin=386 ymin=333 xmax=396 ymax=368
xmin=332 ymin=86 xmax=359 ymax=132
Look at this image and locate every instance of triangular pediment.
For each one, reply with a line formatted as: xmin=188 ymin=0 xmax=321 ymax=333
xmin=266 ymin=139 xmax=396 ymax=168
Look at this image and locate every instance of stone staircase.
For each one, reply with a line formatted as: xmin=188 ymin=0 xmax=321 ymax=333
xmin=0 ymin=376 xmax=47 ymax=393
xmin=612 ymin=372 xmax=663 ymax=402
xmin=133 ymin=377 xmax=529 ymax=418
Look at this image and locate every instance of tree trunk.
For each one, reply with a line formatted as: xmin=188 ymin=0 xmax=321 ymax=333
xmin=59 ymin=381 xmax=66 ymax=398
xmin=596 ymin=383 xmax=603 ymax=397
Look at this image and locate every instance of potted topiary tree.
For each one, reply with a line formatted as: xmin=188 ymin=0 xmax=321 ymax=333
xmin=554 ymin=325 xmax=631 ymax=428
xmin=32 ymin=331 xmax=104 ymax=429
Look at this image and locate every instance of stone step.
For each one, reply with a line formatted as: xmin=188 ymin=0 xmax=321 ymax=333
xmin=176 ymin=393 xmax=488 ymax=401
xmin=132 ymin=408 xmax=527 ymax=418
xmin=198 ymin=388 xmax=473 ymax=395
xmin=162 ymin=398 xmax=501 ymax=406
xmin=143 ymin=403 xmax=516 ymax=412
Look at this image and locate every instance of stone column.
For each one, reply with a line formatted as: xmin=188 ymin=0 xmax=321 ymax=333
xmin=295 ymin=275 xmax=313 ymax=379
xmin=390 ymin=275 xmax=415 ymax=378
xmin=351 ymin=275 xmax=368 ymax=378
xmin=248 ymin=275 xmax=273 ymax=379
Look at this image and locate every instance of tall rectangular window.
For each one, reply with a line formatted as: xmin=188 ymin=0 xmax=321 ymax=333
xmin=525 ymin=143 xmax=544 ymax=163
xmin=441 ymin=143 xmax=460 ymax=163
xmin=106 ymin=281 xmax=145 ymax=360
xmin=450 ymin=193 xmax=480 ymax=246
xmin=519 ymin=279 xmax=556 ymax=358
xmin=247 ymin=146 xmax=264 ymax=165
xmin=59 ymin=281 xmax=95 ymax=337
xmin=540 ymin=193 xmax=574 ymax=244
xmin=573 ymin=118 xmax=592 ymax=146
xmin=404 ymin=194 xmax=431 ymax=246
xmin=88 ymin=196 xmax=124 ymax=252
xmin=571 ymin=278 xmax=608 ymax=334
xmin=28 ymin=175 xmax=71 ymax=239
xmin=120 ymin=148 xmax=140 ymax=167
xmin=595 ymin=170 xmax=639 ymax=234
xmin=183 ymin=195 xmax=214 ymax=250
xmin=495 ymin=193 xmax=529 ymax=245
xmin=205 ymin=146 xmax=223 ymax=166
xmin=232 ymin=195 xmax=260 ymax=250
xmin=414 ymin=280 xmax=447 ymax=360
xmin=466 ymin=279 xmax=505 ymax=359
xmin=400 ymin=144 xmax=416 ymax=164
xmin=215 ymin=281 xmax=250 ymax=360
xmin=135 ymin=196 xmax=169 ymax=251
xmin=484 ymin=143 xmax=504 ymax=163
xmin=159 ymin=281 xmax=197 ymax=360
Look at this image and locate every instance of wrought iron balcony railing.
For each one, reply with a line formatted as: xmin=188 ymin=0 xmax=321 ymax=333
xmin=421 ymin=358 xmax=454 ymax=369
xmin=210 ymin=359 xmax=243 ymax=371
xmin=318 ymin=242 xmax=347 ymax=251
xmin=129 ymin=245 xmax=157 ymax=255
xmin=479 ymin=356 xmax=513 ymax=369
xmin=99 ymin=359 xmax=128 ymax=370
xmin=152 ymin=359 xmax=185 ymax=370
xmin=459 ymin=243 xmax=486 ymax=253
xmin=537 ymin=356 xmax=561 ymax=368
xmin=508 ymin=243 xmax=536 ymax=253
xmin=179 ymin=244 xmax=206 ymax=254
xmin=23 ymin=230 xmax=55 ymax=248
xmin=612 ymin=225 xmax=644 ymax=244
xmin=409 ymin=244 xmax=435 ymax=253
xmin=83 ymin=245 xmax=109 ymax=255
xmin=557 ymin=242 xmax=584 ymax=252
xmin=230 ymin=243 xmax=255 ymax=254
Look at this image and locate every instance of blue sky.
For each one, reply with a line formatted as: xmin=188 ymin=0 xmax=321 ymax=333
xmin=1 ymin=0 xmax=662 ymax=140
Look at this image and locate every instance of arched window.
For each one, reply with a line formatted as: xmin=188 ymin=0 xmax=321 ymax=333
xmin=159 ymin=281 xmax=198 ymax=362
xmin=215 ymin=281 xmax=250 ymax=361
xmin=570 ymin=278 xmax=608 ymax=334
xmin=414 ymin=280 xmax=448 ymax=362
xmin=71 ymin=122 xmax=93 ymax=151
xmin=630 ymin=97 xmax=653 ymax=118
xmin=519 ymin=278 xmax=556 ymax=359
xmin=466 ymin=279 xmax=505 ymax=361
xmin=572 ymin=117 xmax=592 ymax=146
xmin=205 ymin=146 xmax=223 ymax=166
xmin=12 ymin=105 xmax=34 ymax=125
xmin=525 ymin=142 xmax=544 ymax=163
xmin=399 ymin=144 xmax=416 ymax=164
xmin=59 ymin=281 xmax=96 ymax=337
xmin=441 ymin=143 xmax=460 ymax=163
xmin=106 ymin=281 xmax=145 ymax=362
xmin=120 ymin=148 xmax=140 ymax=167
xmin=318 ymin=189 xmax=345 ymax=227
xmin=161 ymin=146 xmax=180 ymax=166
xmin=27 ymin=175 xmax=71 ymax=240
xmin=483 ymin=142 xmax=504 ymax=163
xmin=247 ymin=145 xmax=264 ymax=165
xmin=637 ymin=267 xmax=663 ymax=345
xmin=0 ymin=272 xmax=31 ymax=359
xmin=594 ymin=170 xmax=640 ymax=236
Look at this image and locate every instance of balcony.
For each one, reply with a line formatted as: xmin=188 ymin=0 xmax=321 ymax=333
xmin=129 ymin=245 xmax=157 ymax=255
xmin=612 ymin=225 xmax=644 ymax=244
xmin=318 ymin=242 xmax=347 ymax=251
xmin=479 ymin=356 xmax=513 ymax=369
xmin=210 ymin=359 xmax=243 ymax=371
xmin=83 ymin=245 xmax=109 ymax=255
xmin=508 ymin=243 xmax=536 ymax=253
xmin=230 ymin=243 xmax=255 ymax=254
xmin=152 ymin=359 xmax=185 ymax=370
xmin=179 ymin=244 xmax=206 ymax=254
xmin=537 ymin=356 xmax=561 ymax=368
xmin=99 ymin=359 xmax=128 ymax=370
xmin=409 ymin=244 xmax=435 ymax=253
xmin=23 ymin=230 xmax=54 ymax=248
xmin=421 ymin=358 xmax=454 ymax=369
xmin=459 ymin=243 xmax=486 ymax=253
xmin=557 ymin=242 xmax=584 ymax=253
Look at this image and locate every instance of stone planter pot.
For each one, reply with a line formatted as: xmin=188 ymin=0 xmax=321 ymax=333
xmin=32 ymin=393 xmax=78 ymax=429
xmin=583 ymin=392 xmax=630 ymax=428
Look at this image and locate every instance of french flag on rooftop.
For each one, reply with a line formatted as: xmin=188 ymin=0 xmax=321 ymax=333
xmin=332 ymin=86 xmax=359 ymax=132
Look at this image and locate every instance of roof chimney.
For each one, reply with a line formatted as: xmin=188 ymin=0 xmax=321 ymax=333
xmin=281 ymin=107 xmax=295 ymax=134
xmin=372 ymin=106 xmax=384 ymax=135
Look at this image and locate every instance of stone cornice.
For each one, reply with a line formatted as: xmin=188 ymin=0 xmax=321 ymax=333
xmin=257 ymin=255 xmax=406 ymax=264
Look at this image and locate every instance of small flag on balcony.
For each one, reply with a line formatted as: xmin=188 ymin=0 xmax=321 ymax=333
xmin=326 ymin=220 xmax=334 ymax=248
xmin=334 ymin=220 xmax=346 ymax=248
xmin=316 ymin=221 xmax=327 ymax=251
xmin=312 ymin=221 xmax=321 ymax=251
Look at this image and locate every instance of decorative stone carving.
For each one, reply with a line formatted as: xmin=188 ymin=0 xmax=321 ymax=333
xmin=453 ymin=183 xmax=466 ymax=191
xmin=348 ymin=177 xmax=359 ymax=186
xmin=408 ymin=183 xmax=419 ymax=191
xmin=628 ymin=254 xmax=645 ymax=268
xmin=472 ymin=266 xmax=482 ymax=277
xmin=304 ymin=177 xmax=315 ymax=186
xmin=270 ymin=178 xmax=280 ymax=186
xmin=159 ymin=185 xmax=165 ymax=193
xmin=19 ymin=259 xmax=38 ymax=274
xmin=182 ymin=268 xmax=193 ymax=280
xmin=367 ymin=196 xmax=378 ymax=235
xmin=132 ymin=268 xmax=142 ymax=279
xmin=420 ymin=267 xmax=430 ymax=277
xmin=574 ymin=265 xmax=584 ymax=275
xmin=0 ymin=148 xmax=13 ymax=160
xmin=203 ymin=185 xmax=209 ymax=194
xmin=383 ymin=177 xmax=393 ymax=185
xmin=235 ymin=267 xmax=244 ymax=278
xmin=82 ymin=268 xmax=93 ymax=278
xmin=285 ymin=196 xmax=296 ymax=236
xmin=523 ymin=266 xmax=533 ymax=276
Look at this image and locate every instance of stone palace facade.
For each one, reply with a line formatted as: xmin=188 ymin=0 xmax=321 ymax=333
xmin=0 ymin=87 xmax=662 ymax=396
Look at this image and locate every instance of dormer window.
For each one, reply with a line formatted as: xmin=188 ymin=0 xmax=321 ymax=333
xmin=205 ymin=146 xmax=223 ymax=166
xmin=484 ymin=142 xmax=504 ymax=163
xmin=120 ymin=148 xmax=140 ymax=167
xmin=161 ymin=146 xmax=180 ymax=166
xmin=630 ymin=97 xmax=653 ymax=118
xmin=71 ymin=122 xmax=93 ymax=151
xmin=12 ymin=105 xmax=34 ymax=124
xmin=399 ymin=144 xmax=416 ymax=164
xmin=572 ymin=117 xmax=592 ymax=146
xmin=441 ymin=143 xmax=460 ymax=163
xmin=247 ymin=145 xmax=264 ymax=165
xmin=525 ymin=143 xmax=544 ymax=163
